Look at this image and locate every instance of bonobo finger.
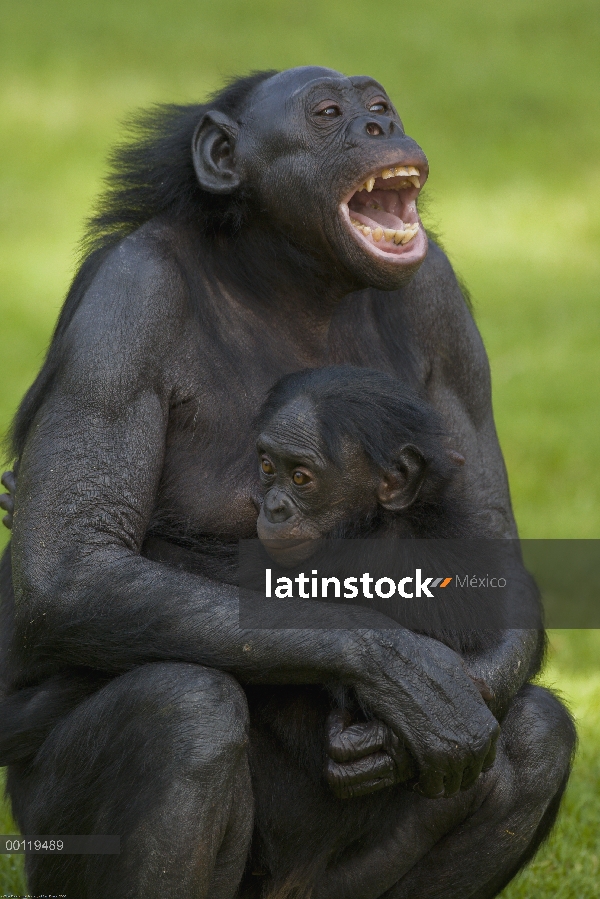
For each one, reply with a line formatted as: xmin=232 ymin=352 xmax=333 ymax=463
xmin=461 ymin=750 xmax=494 ymax=791
xmin=326 ymin=753 xmax=396 ymax=799
xmin=459 ymin=739 xmax=494 ymax=792
xmin=1 ymin=471 xmax=16 ymax=493
xmin=326 ymin=751 xmax=394 ymax=787
xmin=442 ymin=768 xmax=463 ymax=799
xmin=482 ymin=735 xmax=498 ymax=772
xmin=330 ymin=773 xmax=397 ymax=800
xmin=458 ymin=760 xmax=481 ymax=792
xmin=0 ymin=493 xmax=13 ymax=530
xmin=470 ymin=674 xmax=495 ymax=704
xmin=327 ymin=710 xmax=388 ymax=762
xmin=415 ymin=769 xmax=445 ymax=799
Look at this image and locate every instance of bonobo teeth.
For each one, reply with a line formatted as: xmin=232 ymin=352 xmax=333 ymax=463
xmin=351 ymin=218 xmax=420 ymax=245
xmin=378 ymin=165 xmax=421 ymax=192
xmin=350 ymin=218 xmax=372 ymax=237
xmin=361 ymin=166 xmax=420 ymax=190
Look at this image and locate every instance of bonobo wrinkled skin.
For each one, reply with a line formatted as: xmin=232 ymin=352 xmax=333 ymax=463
xmin=0 ymin=67 xmax=575 ymax=899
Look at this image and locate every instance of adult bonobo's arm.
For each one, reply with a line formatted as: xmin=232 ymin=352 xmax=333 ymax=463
xmin=9 ymin=235 xmax=498 ymax=799
xmin=408 ymin=243 xmax=543 ymax=719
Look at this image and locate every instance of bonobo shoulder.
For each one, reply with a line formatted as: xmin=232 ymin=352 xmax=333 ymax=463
xmin=407 ymin=241 xmax=491 ymax=409
xmin=413 ymin=241 xmax=475 ymax=324
xmin=408 ymin=242 xmax=488 ymax=369
xmin=61 ymin=224 xmax=193 ymax=395
xmin=74 ymin=224 xmax=191 ymax=338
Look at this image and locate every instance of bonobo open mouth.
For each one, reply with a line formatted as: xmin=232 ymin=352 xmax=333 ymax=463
xmin=340 ymin=165 xmax=426 ymax=261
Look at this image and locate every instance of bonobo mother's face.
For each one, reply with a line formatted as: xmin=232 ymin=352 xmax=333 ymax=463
xmin=241 ymin=66 xmax=429 ymax=291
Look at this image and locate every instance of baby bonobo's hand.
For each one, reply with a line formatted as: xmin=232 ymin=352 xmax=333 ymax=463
xmin=325 ymin=708 xmax=417 ymax=799
xmin=325 ymin=658 xmax=497 ymax=801
xmin=0 ymin=469 xmax=17 ymax=529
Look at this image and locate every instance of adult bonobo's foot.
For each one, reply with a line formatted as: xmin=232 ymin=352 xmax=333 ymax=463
xmin=0 ymin=467 xmax=17 ymax=529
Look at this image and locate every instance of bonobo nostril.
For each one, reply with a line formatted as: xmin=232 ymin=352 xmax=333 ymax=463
xmin=365 ymin=122 xmax=383 ymax=137
xmin=265 ymin=490 xmax=294 ymax=523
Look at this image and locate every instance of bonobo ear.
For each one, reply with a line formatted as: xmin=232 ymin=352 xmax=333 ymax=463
xmin=192 ymin=111 xmax=241 ymax=194
xmin=376 ymin=445 xmax=428 ymax=511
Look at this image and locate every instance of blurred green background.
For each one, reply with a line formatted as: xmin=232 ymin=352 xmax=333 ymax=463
xmin=0 ymin=0 xmax=598 ymax=895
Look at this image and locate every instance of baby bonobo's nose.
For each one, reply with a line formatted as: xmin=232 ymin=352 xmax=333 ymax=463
xmin=264 ymin=490 xmax=295 ymax=524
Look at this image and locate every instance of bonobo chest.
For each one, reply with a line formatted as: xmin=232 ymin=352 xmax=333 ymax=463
xmin=150 ymin=295 xmax=429 ymax=541
xmin=156 ymin=383 xmax=267 ymax=539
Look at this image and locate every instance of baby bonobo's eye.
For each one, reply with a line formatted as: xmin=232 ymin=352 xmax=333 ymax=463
xmin=261 ymin=457 xmax=275 ymax=475
xmin=292 ymin=470 xmax=311 ymax=486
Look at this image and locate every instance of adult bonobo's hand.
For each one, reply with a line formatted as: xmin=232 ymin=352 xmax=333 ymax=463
xmin=0 ymin=468 xmax=16 ymax=529
xmin=349 ymin=630 xmax=500 ymax=799
xmin=325 ymin=708 xmax=417 ymax=799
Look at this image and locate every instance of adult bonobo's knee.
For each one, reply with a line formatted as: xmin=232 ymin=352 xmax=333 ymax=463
xmin=502 ymin=684 xmax=576 ymax=789
xmin=125 ymin=663 xmax=250 ymax=765
xmin=462 ymin=684 xmax=577 ymax=897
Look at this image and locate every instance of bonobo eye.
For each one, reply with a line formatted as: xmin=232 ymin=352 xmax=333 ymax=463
xmin=368 ymin=99 xmax=389 ymax=114
xmin=315 ymin=101 xmax=342 ymax=118
xmin=261 ymin=458 xmax=275 ymax=475
xmin=292 ymin=470 xmax=311 ymax=486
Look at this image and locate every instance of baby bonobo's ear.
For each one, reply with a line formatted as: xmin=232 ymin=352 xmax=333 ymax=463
xmin=376 ymin=445 xmax=428 ymax=511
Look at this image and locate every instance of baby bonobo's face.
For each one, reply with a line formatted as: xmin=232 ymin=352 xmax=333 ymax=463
xmin=256 ymin=399 xmax=378 ymax=567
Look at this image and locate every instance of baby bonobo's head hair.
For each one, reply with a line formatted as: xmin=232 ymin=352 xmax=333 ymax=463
xmin=258 ymin=366 xmax=451 ymax=478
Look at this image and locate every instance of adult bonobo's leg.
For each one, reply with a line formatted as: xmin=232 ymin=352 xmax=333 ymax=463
xmin=314 ymin=685 xmax=575 ymax=899
xmin=7 ymin=663 xmax=253 ymax=899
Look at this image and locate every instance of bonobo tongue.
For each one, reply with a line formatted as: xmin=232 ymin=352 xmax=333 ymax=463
xmin=346 ymin=168 xmax=424 ymax=249
xmin=348 ymin=189 xmax=408 ymax=230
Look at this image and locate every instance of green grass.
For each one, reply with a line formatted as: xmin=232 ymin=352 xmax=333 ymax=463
xmin=0 ymin=0 xmax=598 ymax=895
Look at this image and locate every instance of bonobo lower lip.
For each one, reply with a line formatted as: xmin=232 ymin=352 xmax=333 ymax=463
xmin=261 ymin=537 xmax=318 ymax=567
xmin=340 ymin=164 xmax=427 ymax=262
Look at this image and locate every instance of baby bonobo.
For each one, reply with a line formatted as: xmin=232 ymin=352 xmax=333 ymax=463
xmin=255 ymin=365 xmax=467 ymax=566
xmin=252 ymin=366 xmax=493 ymax=799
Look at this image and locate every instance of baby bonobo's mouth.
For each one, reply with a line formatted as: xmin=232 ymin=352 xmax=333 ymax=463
xmin=341 ymin=166 xmax=424 ymax=258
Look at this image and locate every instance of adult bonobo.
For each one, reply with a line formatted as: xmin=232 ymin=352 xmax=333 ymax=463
xmin=0 ymin=67 xmax=574 ymax=898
